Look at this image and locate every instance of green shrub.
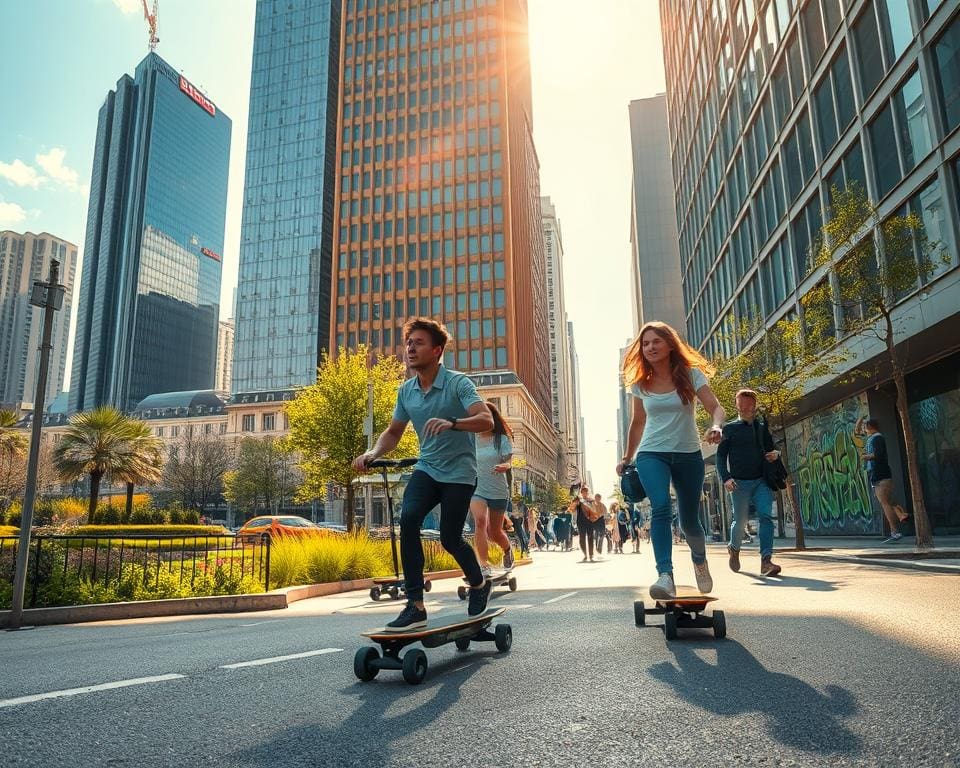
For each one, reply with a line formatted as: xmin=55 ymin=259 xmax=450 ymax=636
xmin=0 ymin=525 xmax=19 ymax=537
xmin=5 ymin=501 xmax=21 ymax=527
xmin=69 ymin=524 xmax=228 ymax=537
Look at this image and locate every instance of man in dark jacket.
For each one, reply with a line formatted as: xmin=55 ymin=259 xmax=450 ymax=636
xmin=716 ymin=389 xmax=783 ymax=576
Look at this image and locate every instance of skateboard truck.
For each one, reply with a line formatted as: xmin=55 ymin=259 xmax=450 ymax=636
xmin=634 ymin=590 xmax=726 ymax=640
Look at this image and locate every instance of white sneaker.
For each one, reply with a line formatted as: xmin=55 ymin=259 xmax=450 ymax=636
xmin=693 ymin=560 xmax=713 ymax=593
xmin=481 ymin=564 xmax=493 ymax=579
xmin=649 ymin=572 xmax=676 ymax=599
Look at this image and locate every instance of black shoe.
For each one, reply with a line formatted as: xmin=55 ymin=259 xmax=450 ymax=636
xmin=385 ymin=602 xmax=427 ymax=631
xmin=467 ymin=578 xmax=493 ymax=616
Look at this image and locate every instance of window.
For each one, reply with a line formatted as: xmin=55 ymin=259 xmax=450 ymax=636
xmin=242 ymin=414 xmax=255 ymax=432
xmin=869 ymin=103 xmax=900 ymax=197
xmin=802 ymin=0 xmax=826 ymax=66
xmin=853 ymin=4 xmax=885 ymax=99
xmin=892 ymin=70 xmax=932 ymax=172
xmin=910 ymin=177 xmax=950 ymax=283
xmin=263 ymin=413 xmax=276 ymax=431
xmin=933 ymin=13 xmax=960 ymax=133
xmin=877 ymin=0 xmax=914 ymax=64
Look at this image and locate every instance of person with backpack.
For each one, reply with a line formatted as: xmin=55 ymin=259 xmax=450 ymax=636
xmin=716 ymin=389 xmax=783 ymax=577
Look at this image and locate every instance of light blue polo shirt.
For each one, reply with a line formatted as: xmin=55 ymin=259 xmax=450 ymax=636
xmin=393 ymin=366 xmax=484 ymax=485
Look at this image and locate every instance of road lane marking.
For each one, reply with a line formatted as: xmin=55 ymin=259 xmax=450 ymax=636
xmin=497 ymin=603 xmax=533 ymax=610
xmin=220 ymin=648 xmax=343 ymax=669
xmin=0 ymin=674 xmax=185 ymax=709
xmin=544 ymin=591 xmax=578 ymax=604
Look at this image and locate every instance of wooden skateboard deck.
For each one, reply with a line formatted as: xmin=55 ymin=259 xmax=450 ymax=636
xmin=362 ymin=606 xmax=505 ymax=640
xmin=372 ymin=576 xmax=404 ymax=584
xmin=462 ymin=568 xmax=513 ymax=582
xmin=652 ymin=585 xmax=717 ymax=605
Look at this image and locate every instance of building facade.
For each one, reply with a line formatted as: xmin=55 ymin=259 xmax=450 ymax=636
xmin=659 ymin=0 xmax=960 ymax=534
xmin=628 ymin=94 xmax=687 ymax=336
xmin=540 ymin=196 xmax=574 ymax=471
xmin=231 ymin=0 xmax=342 ymax=394
xmin=0 ymin=231 xmax=78 ymax=408
xmin=565 ymin=319 xmax=584 ymax=482
xmin=329 ymin=0 xmax=553 ymax=420
xmin=69 ymin=53 xmax=231 ymax=413
xmin=216 ymin=319 xmax=235 ymax=393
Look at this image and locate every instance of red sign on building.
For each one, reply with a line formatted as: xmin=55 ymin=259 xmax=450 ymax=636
xmin=179 ymin=76 xmax=216 ymax=117
xmin=201 ymin=247 xmax=221 ymax=262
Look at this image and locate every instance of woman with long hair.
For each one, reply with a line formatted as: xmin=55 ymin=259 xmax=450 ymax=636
xmin=616 ymin=321 xmax=725 ymax=599
xmin=471 ymin=400 xmax=516 ymax=573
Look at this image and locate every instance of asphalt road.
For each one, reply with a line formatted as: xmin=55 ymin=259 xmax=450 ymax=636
xmin=1 ymin=542 xmax=958 ymax=767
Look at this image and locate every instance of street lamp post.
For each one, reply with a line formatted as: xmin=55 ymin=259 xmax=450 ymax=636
xmin=8 ymin=260 xmax=66 ymax=630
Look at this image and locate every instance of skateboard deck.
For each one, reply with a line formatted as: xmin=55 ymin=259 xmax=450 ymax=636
xmin=362 ymin=606 xmax=505 ymax=640
xmin=652 ymin=585 xmax=717 ymax=605
xmin=462 ymin=568 xmax=513 ymax=582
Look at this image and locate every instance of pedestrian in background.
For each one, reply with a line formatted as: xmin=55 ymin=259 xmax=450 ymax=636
xmin=857 ymin=416 xmax=910 ymax=543
xmin=716 ymin=389 xmax=783 ymax=577
xmin=593 ymin=493 xmax=609 ymax=555
xmin=568 ymin=483 xmax=600 ymax=562
xmin=617 ymin=320 xmax=725 ymax=599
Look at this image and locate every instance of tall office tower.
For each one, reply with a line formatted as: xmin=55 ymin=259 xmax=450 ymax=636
xmin=540 ymin=196 xmax=573 ymax=457
xmin=0 ymin=231 xmax=78 ymax=408
xmin=566 ymin=319 xmax=584 ymax=481
xmin=330 ymin=0 xmax=553 ymax=424
xmin=69 ymin=53 xmax=231 ymax=413
xmin=216 ymin=319 xmax=235 ymax=392
xmin=231 ymin=0 xmax=342 ymax=394
xmin=659 ymin=0 xmax=960 ymax=534
xmin=628 ymin=94 xmax=686 ymax=336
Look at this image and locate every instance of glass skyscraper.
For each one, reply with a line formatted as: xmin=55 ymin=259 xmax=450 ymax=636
xmin=70 ymin=52 xmax=231 ymax=413
xmin=231 ymin=0 xmax=342 ymax=394
xmin=659 ymin=0 xmax=960 ymax=533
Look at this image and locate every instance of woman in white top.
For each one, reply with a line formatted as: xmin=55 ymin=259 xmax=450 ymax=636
xmin=471 ymin=400 xmax=516 ymax=573
xmin=616 ymin=321 xmax=725 ymax=599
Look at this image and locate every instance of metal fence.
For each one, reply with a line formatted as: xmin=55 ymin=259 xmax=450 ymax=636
xmin=0 ymin=534 xmax=271 ymax=608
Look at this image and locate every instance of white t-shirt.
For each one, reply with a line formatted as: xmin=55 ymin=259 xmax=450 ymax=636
xmin=628 ymin=367 xmax=708 ymax=454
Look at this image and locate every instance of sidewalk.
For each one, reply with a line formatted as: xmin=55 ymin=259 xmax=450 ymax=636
xmin=708 ymin=535 xmax=960 ymax=573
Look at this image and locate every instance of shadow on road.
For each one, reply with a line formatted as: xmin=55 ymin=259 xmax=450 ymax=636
xmin=231 ymin=653 xmax=489 ymax=765
xmin=739 ymin=572 xmax=846 ymax=592
xmin=649 ymin=639 xmax=861 ymax=755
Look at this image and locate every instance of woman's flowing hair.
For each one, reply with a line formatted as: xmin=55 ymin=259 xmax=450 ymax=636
xmin=486 ymin=400 xmax=513 ymax=452
xmin=622 ymin=321 xmax=714 ymax=405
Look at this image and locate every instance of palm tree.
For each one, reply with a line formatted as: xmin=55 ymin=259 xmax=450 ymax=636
xmin=112 ymin=421 xmax=164 ymax=519
xmin=53 ymin=407 xmax=163 ymax=523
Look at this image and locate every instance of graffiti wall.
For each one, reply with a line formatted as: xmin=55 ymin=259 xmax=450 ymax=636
xmin=784 ymin=394 xmax=881 ymax=535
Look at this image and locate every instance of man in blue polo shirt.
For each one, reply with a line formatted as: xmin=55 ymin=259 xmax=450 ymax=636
xmin=353 ymin=317 xmax=494 ymax=629
xmin=717 ymin=389 xmax=783 ymax=576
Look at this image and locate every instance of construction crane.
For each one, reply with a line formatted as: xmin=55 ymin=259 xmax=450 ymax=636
xmin=141 ymin=0 xmax=159 ymax=52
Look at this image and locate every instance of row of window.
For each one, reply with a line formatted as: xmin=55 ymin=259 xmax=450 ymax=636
xmin=338 ymin=260 xmax=506 ymax=294
xmin=342 ymin=77 xmax=499 ymax=118
xmin=337 ymin=289 xmax=507 ymax=320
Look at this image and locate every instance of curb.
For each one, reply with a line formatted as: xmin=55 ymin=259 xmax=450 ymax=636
xmin=782 ymin=550 xmax=960 ymax=574
xmin=0 ymin=562 xmax=530 ymax=627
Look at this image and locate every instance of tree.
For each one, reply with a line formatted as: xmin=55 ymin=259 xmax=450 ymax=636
xmin=709 ymin=312 xmax=848 ymax=550
xmin=285 ymin=346 xmax=418 ymax=532
xmin=0 ymin=410 xmax=28 ymax=512
xmin=111 ymin=420 xmax=164 ymax=520
xmin=222 ymin=436 xmax=299 ymax=518
xmin=162 ymin=430 xmax=232 ymax=515
xmin=52 ymin=407 xmax=163 ymax=524
xmin=804 ymin=184 xmax=948 ymax=549
xmin=536 ymin=480 xmax=571 ymax=514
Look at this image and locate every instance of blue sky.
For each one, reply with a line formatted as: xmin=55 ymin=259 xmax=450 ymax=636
xmin=1 ymin=0 xmax=666 ymax=498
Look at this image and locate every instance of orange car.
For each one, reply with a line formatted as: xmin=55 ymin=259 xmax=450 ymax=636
xmin=235 ymin=515 xmax=336 ymax=544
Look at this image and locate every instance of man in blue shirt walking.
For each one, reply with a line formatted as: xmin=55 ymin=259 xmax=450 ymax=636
xmin=716 ymin=389 xmax=783 ymax=576
xmin=353 ymin=317 xmax=494 ymax=629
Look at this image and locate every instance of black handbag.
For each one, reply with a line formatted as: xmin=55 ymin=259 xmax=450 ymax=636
xmin=620 ymin=464 xmax=647 ymax=504
xmin=755 ymin=419 xmax=788 ymax=491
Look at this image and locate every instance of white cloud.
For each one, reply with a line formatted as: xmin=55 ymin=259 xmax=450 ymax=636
xmin=36 ymin=148 xmax=83 ymax=194
xmin=0 ymin=159 xmax=44 ymax=189
xmin=111 ymin=0 xmax=141 ymax=14
xmin=0 ymin=200 xmax=28 ymax=229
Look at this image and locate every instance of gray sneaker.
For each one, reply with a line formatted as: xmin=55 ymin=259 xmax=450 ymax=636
xmin=882 ymin=532 xmax=904 ymax=544
xmin=693 ymin=560 xmax=713 ymax=593
xmin=481 ymin=564 xmax=493 ymax=579
xmin=502 ymin=548 xmax=515 ymax=570
xmin=649 ymin=572 xmax=676 ymax=600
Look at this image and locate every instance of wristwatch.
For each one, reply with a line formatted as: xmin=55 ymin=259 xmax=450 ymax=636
xmin=448 ymin=417 xmax=458 ymax=430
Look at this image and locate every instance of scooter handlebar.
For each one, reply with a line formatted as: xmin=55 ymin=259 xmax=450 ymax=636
xmin=368 ymin=458 xmax=418 ymax=469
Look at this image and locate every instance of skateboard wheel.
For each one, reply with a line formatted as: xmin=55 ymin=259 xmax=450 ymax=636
xmin=402 ymin=649 xmax=428 ymax=685
xmin=664 ymin=612 xmax=678 ymax=640
xmin=712 ymin=610 xmax=727 ymax=639
xmin=454 ymin=637 xmax=471 ymax=652
xmin=424 ymin=580 xmax=432 ymax=592
xmin=387 ymin=586 xmax=400 ymax=599
xmin=508 ymin=577 xmax=517 ymax=592
xmin=634 ymin=600 xmax=645 ymax=627
xmin=369 ymin=587 xmax=381 ymax=602
xmin=457 ymin=585 xmax=468 ymax=600
xmin=494 ymin=623 xmax=512 ymax=653
xmin=354 ymin=646 xmax=380 ymax=682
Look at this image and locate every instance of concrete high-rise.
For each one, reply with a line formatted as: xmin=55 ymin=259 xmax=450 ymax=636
xmin=69 ymin=53 xmax=231 ymax=413
xmin=216 ymin=319 xmax=235 ymax=393
xmin=329 ymin=0 xmax=556 ymax=496
xmin=628 ymin=94 xmax=685 ymax=336
xmin=0 ymin=231 xmax=78 ymax=408
xmin=659 ymin=0 xmax=960 ymax=535
xmin=231 ymin=0 xmax=342 ymax=394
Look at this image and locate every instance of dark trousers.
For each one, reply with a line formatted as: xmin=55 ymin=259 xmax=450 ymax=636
xmin=510 ymin=515 xmax=529 ymax=554
xmin=593 ymin=518 xmax=607 ymax=553
xmin=400 ymin=470 xmax=481 ymax=602
xmin=577 ymin=513 xmax=594 ymax=558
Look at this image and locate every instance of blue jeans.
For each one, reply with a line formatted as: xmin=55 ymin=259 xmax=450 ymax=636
xmin=727 ymin=478 xmax=775 ymax=559
xmin=634 ymin=451 xmax=706 ymax=575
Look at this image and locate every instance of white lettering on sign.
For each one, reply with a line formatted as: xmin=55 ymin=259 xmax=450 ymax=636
xmin=179 ymin=76 xmax=216 ymax=116
xmin=201 ymin=247 xmax=221 ymax=262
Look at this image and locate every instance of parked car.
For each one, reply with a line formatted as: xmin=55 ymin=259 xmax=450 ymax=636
xmin=235 ymin=515 xmax=338 ymax=544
